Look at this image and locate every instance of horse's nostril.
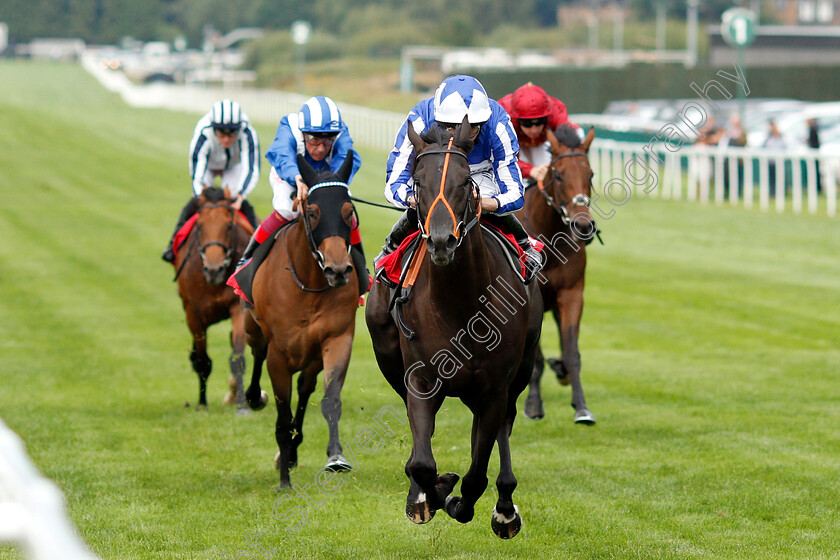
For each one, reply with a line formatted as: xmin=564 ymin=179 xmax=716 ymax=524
xmin=446 ymin=235 xmax=457 ymax=251
xmin=343 ymin=266 xmax=353 ymax=277
xmin=323 ymin=267 xmax=335 ymax=277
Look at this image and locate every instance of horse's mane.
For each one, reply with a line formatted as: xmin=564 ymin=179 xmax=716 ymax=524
xmin=422 ymin=125 xmax=475 ymax=153
xmin=553 ymin=124 xmax=582 ymax=149
xmin=202 ymin=187 xmax=227 ymax=203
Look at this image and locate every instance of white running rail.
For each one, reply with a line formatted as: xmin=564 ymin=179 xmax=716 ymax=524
xmin=0 ymin=418 xmax=101 ymax=560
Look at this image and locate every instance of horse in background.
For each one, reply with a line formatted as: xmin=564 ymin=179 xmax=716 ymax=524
xmin=366 ymin=121 xmax=543 ymax=539
xmin=243 ymin=153 xmax=360 ymax=490
xmin=520 ymin=124 xmax=598 ymax=424
xmin=173 ymin=187 xmax=254 ymax=410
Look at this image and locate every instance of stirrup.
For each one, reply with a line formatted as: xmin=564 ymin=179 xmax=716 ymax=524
xmin=521 ymin=247 xmax=542 ymax=285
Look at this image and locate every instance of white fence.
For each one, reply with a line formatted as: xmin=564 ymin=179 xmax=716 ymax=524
xmin=590 ymin=140 xmax=838 ymax=217
xmin=0 ymin=418 xmax=101 ymax=560
xmin=82 ymin=51 xmax=837 ymax=217
xmin=81 ymin=51 xmax=406 ymax=152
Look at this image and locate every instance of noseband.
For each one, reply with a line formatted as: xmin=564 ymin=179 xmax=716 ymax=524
xmin=196 ymin=201 xmax=236 ymax=270
xmin=414 ymin=138 xmax=480 ymax=246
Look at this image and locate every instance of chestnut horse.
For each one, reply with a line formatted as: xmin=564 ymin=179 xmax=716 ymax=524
xmin=243 ymin=153 xmax=360 ymax=489
xmin=365 ymin=121 xmax=542 ymax=539
xmin=173 ymin=187 xmax=254 ymax=410
xmin=520 ymin=124 xmax=598 ymax=424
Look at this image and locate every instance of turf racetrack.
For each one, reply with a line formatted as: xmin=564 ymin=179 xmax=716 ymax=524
xmin=1 ymin=62 xmax=839 ymax=560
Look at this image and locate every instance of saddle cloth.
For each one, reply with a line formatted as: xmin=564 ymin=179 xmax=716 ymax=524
xmin=374 ymin=222 xmax=543 ymax=286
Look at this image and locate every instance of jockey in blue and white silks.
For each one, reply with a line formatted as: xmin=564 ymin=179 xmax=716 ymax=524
xmin=162 ymin=99 xmax=260 ymax=263
xmin=379 ymin=75 xmax=542 ymax=284
xmin=230 ymin=96 xmax=368 ymax=299
xmin=385 ymin=80 xmax=525 ymax=215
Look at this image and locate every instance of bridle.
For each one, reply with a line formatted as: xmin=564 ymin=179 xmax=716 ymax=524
xmin=538 ymin=151 xmax=593 ymax=225
xmin=195 ymin=201 xmax=236 ymax=271
xmin=414 ymin=138 xmax=481 ymax=247
xmin=284 ymin=181 xmax=354 ymax=292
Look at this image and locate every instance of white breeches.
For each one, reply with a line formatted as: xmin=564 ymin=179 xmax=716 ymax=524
xmin=469 ymin=163 xmax=500 ymax=199
xmin=269 ymin=167 xmax=300 ymax=221
xmin=199 ymin=165 xmax=242 ymax=193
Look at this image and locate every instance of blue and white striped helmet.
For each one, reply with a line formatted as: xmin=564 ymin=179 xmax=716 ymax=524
xmin=433 ymin=75 xmax=492 ymax=125
xmin=210 ymin=99 xmax=243 ymax=130
xmin=299 ymin=96 xmax=342 ymax=133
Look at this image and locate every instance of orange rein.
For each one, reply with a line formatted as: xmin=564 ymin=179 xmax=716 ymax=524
xmin=422 ymin=137 xmax=461 ymax=239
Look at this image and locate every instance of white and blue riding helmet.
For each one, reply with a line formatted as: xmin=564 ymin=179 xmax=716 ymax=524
xmin=299 ymin=96 xmax=343 ymax=134
xmin=433 ymin=75 xmax=492 ymax=125
xmin=210 ymin=99 xmax=244 ymax=130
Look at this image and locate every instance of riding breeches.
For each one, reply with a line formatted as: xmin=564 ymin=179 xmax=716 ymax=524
xmin=269 ymin=167 xmax=301 ymax=221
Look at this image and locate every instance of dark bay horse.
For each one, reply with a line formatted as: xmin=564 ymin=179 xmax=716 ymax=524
xmin=243 ymin=153 xmax=360 ymax=489
xmin=365 ymin=121 xmax=543 ymax=539
xmin=520 ymin=124 xmax=597 ymax=424
xmin=174 ymin=187 xmax=254 ymax=410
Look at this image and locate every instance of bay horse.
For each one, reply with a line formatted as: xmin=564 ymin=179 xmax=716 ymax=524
xmin=243 ymin=153 xmax=360 ymax=489
xmin=365 ymin=121 xmax=543 ymax=539
xmin=173 ymin=187 xmax=254 ymax=410
xmin=520 ymin=124 xmax=598 ymax=424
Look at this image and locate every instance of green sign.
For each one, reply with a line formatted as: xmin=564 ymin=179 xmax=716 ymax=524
xmin=721 ymin=8 xmax=757 ymax=48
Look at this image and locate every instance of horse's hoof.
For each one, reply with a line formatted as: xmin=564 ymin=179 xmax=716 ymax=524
xmin=444 ymin=496 xmax=473 ymax=523
xmin=548 ymin=358 xmax=570 ymax=385
xmin=324 ymin=454 xmax=352 ymax=472
xmin=195 ymin=403 xmax=208 ymax=411
xmin=247 ymin=390 xmax=268 ymax=411
xmin=235 ymin=407 xmax=251 ymax=416
xmin=491 ymin=505 xmax=522 ymax=539
xmin=574 ymin=409 xmax=596 ymax=425
xmin=524 ymin=398 xmax=545 ymax=420
xmin=277 ymin=479 xmax=291 ymax=491
xmin=222 ymin=391 xmax=235 ymax=405
xmin=406 ymin=497 xmax=435 ymax=524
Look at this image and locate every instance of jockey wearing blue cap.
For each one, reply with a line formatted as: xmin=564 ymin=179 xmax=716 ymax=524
xmin=381 ymin=75 xmax=541 ymax=283
xmin=235 ymin=96 xmax=364 ymax=272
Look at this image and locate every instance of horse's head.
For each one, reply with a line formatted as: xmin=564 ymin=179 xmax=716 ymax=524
xmin=296 ymin=152 xmax=356 ymax=288
xmin=544 ymin=125 xmax=597 ymax=244
xmin=196 ymin=186 xmax=236 ymax=285
xmin=408 ymin=117 xmax=477 ymax=266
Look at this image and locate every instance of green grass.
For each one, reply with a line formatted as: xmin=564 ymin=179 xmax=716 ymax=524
xmin=1 ymin=61 xmax=839 ymax=560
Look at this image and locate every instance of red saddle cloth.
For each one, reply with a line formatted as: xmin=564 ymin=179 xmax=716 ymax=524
xmin=171 ymin=214 xmax=199 ymax=261
xmin=374 ymin=223 xmax=544 ymax=285
xmin=375 ymin=231 xmax=422 ymax=285
xmin=171 ymin=210 xmax=250 ymax=263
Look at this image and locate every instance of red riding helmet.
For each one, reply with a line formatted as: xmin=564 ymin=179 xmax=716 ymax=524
xmin=511 ymin=83 xmax=551 ymax=120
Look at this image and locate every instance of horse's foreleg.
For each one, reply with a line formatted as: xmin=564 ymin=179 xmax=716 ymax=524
xmin=266 ymin=347 xmax=294 ymax=490
xmin=405 ymin=394 xmax=449 ymax=524
xmin=225 ymin=304 xmax=249 ymax=412
xmin=445 ymin=394 xmax=507 ymax=526
xmin=244 ymin=311 xmax=268 ymax=411
xmin=320 ymin=333 xmax=354 ymax=472
xmin=186 ymin=313 xmax=211 ymax=409
xmin=524 ymin=344 xmax=546 ymax=420
xmin=557 ymin=287 xmax=595 ymax=425
xmin=290 ymin=362 xmax=321 ymax=469
xmin=491 ymin=419 xmax=521 ymax=539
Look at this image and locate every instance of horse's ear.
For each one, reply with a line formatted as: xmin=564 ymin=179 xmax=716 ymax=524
xmin=336 ymin=150 xmax=355 ymax=184
xmin=456 ymin=115 xmax=471 ymax=143
xmin=406 ymin=120 xmax=427 ymax=153
xmin=581 ymin=127 xmax=595 ymax=153
xmin=545 ymin=127 xmax=562 ymax=155
xmin=297 ymin=153 xmax=318 ymax=187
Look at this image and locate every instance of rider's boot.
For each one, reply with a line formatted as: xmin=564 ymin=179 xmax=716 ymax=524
xmin=161 ymin=200 xmax=198 ymax=263
xmin=232 ymin=210 xmax=289 ymax=272
xmin=494 ymin=213 xmax=543 ymax=285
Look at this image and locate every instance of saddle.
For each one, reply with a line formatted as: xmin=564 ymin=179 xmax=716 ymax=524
xmin=374 ymin=222 xmax=541 ymax=288
xmin=171 ymin=210 xmax=252 ymax=262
